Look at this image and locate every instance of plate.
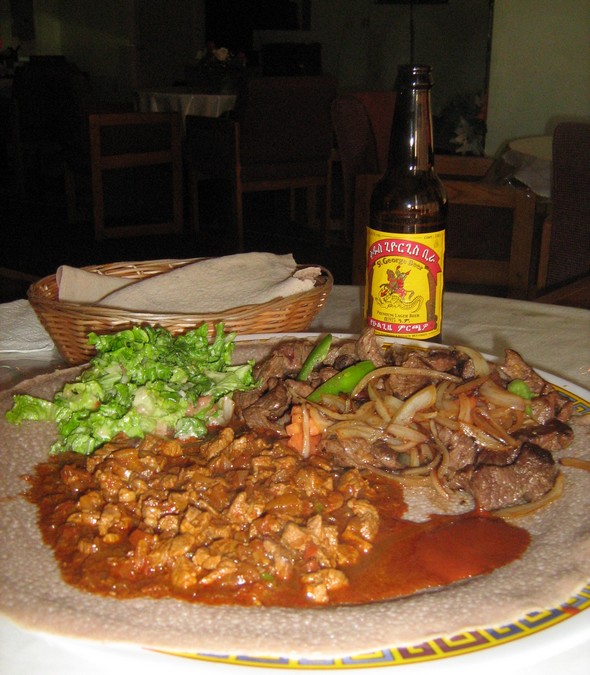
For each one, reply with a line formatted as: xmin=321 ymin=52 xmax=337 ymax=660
xmin=165 ymin=333 xmax=590 ymax=668
xmin=0 ymin=333 xmax=589 ymax=671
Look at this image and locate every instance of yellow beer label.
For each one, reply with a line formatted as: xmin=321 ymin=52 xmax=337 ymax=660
xmin=365 ymin=227 xmax=445 ymax=340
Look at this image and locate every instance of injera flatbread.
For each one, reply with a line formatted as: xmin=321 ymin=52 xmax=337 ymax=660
xmin=95 ymin=253 xmax=321 ymax=313
xmin=1 ymin=346 xmax=589 ymax=659
xmin=56 ymin=265 xmax=132 ymax=303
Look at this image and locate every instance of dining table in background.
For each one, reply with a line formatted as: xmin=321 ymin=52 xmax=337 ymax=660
xmin=501 ymin=134 xmax=553 ymax=198
xmin=0 ymin=286 xmax=589 ymax=675
xmin=135 ymin=87 xmax=237 ymax=131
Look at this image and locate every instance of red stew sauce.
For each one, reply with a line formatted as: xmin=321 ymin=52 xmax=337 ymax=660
xmin=26 ymin=431 xmax=529 ymax=607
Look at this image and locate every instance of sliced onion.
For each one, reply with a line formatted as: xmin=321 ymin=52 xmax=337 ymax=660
xmin=382 ymin=394 xmax=403 ymax=413
xmin=480 ymin=379 xmax=526 ymax=411
xmin=215 ymin=397 xmax=235 ymax=426
xmin=430 ymin=420 xmax=451 ymax=478
xmin=398 ymin=451 xmax=440 ymax=474
xmin=314 ymin=392 xmax=351 ymax=413
xmin=455 ymin=345 xmax=490 ymax=377
xmin=368 ymin=383 xmax=392 ymax=423
xmin=414 ymin=411 xmax=439 ymax=422
xmin=457 ymin=393 xmax=474 ymax=423
xmin=459 ymin=421 xmax=507 ymax=450
xmin=472 ymin=408 xmax=519 ymax=447
xmin=495 ymin=473 xmax=564 ymax=519
xmin=408 ymin=447 xmax=421 ymax=467
xmin=451 ymin=375 xmax=490 ymax=395
xmin=305 ymin=400 xmax=359 ymax=421
xmin=436 ymin=380 xmax=453 ymax=409
xmin=358 ymin=465 xmax=432 ymax=486
xmin=385 ymin=422 xmax=429 ymax=444
xmin=309 ymin=406 xmax=332 ymax=434
xmin=559 ymin=457 xmax=590 ymax=472
xmin=433 ymin=414 xmax=460 ymax=432
xmin=329 ymin=421 xmax=386 ymax=442
xmin=430 ymin=467 xmax=451 ymax=499
xmin=392 ymin=384 xmax=437 ymax=426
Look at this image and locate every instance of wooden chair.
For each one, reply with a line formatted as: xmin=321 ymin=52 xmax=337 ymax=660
xmin=533 ymin=122 xmax=590 ymax=308
xmin=331 ymin=93 xmax=495 ymax=242
xmin=352 ymin=173 xmax=537 ymax=299
xmin=12 ymin=56 xmax=93 ymax=210
xmin=88 ymin=112 xmax=183 ymax=241
xmin=330 ymin=96 xmax=381 ymax=242
xmin=185 ymin=75 xmax=338 ymax=251
xmin=184 ymin=115 xmax=243 ymax=250
xmin=0 ymin=267 xmax=40 ymax=302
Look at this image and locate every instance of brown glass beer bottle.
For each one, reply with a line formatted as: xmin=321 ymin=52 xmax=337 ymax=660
xmin=365 ymin=65 xmax=447 ymax=341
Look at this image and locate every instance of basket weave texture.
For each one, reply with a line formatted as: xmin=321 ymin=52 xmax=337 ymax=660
xmin=28 ymin=259 xmax=333 ymax=366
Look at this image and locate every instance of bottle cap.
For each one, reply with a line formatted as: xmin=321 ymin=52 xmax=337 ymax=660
xmin=396 ymin=64 xmax=433 ymax=89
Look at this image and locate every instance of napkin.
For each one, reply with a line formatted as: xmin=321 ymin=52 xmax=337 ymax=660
xmin=96 ymin=253 xmax=321 ymax=313
xmin=0 ymin=300 xmax=55 ymax=353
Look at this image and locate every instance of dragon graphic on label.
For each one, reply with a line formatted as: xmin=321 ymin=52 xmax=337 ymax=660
xmin=376 ymin=265 xmax=424 ymax=311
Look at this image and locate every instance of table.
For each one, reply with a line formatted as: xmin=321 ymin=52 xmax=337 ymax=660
xmin=136 ymin=87 xmax=237 ymax=130
xmin=1 ymin=288 xmax=589 ymax=675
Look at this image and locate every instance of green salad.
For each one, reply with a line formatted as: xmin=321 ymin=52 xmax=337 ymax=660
xmin=6 ymin=323 xmax=258 ymax=455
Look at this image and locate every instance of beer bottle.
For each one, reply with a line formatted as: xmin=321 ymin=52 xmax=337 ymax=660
xmin=365 ymin=64 xmax=447 ymax=341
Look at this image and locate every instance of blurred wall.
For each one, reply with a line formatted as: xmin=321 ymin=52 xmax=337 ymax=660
xmin=2 ymin=0 xmax=588 ymax=153
xmin=57 ymin=0 xmax=135 ymax=105
xmin=1 ymin=0 xmax=204 ymax=106
xmin=254 ymin=0 xmax=492 ymax=118
xmin=485 ymin=0 xmax=590 ymax=154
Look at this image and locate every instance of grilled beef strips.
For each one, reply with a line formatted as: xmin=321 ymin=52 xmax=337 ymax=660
xmin=234 ymin=331 xmax=573 ymax=512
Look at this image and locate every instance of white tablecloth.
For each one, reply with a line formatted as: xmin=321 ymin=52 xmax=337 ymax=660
xmin=502 ymin=135 xmax=552 ymax=198
xmin=2 ymin=289 xmax=588 ymax=390
xmin=136 ymin=88 xmax=237 ymax=130
xmin=1 ymin=287 xmax=589 ymax=675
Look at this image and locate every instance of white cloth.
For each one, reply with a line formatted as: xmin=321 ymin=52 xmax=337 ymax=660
xmin=0 ymin=300 xmax=54 ymax=353
xmin=503 ymin=135 xmax=552 ymax=198
xmin=136 ymin=89 xmax=237 ymax=131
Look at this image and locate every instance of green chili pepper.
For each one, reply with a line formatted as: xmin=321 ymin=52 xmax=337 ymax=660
xmin=507 ymin=378 xmax=535 ymax=400
xmin=296 ymin=334 xmax=333 ymax=381
xmin=307 ymin=360 xmax=376 ymax=402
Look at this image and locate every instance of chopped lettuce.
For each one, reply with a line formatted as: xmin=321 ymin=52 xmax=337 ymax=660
xmin=5 ymin=323 xmax=258 ymax=455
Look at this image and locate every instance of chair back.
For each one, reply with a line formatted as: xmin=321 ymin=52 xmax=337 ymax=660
xmin=331 ymin=95 xmax=380 ymax=239
xmin=538 ymin=122 xmax=590 ymax=289
xmin=88 ymin=112 xmax=183 ymax=240
xmin=12 ymin=56 xmax=92 ymax=195
xmin=353 ymin=173 xmax=537 ymax=298
xmin=346 ymin=91 xmax=395 ymax=173
xmin=185 ymin=115 xmax=239 ymax=178
xmin=12 ymin=57 xmax=91 ymax=150
xmin=184 ymin=115 xmax=243 ymax=250
xmin=331 ymin=91 xmax=494 ymax=243
xmin=184 ymin=76 xmax=338 ymax=251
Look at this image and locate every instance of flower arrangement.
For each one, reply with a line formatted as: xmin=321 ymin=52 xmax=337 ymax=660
xmin=434 ymin=92 xmax=488 ymax=156
xmin=194 ymin=43 xmax=247 ymax=72
xmin=187 ymin=43 xmax=246 ymax=93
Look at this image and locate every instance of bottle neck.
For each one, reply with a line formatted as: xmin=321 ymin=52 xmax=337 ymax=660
xmin=387 ymin=73 xmax=435 ymax=175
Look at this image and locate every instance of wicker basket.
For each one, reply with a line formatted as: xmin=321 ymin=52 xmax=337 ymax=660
xmin=28 ymin=259 xmax=333 ymax=366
